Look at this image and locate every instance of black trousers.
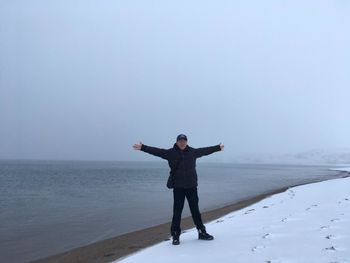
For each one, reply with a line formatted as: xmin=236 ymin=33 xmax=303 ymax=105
xmin=170 ymin=187 xmax=205 ymax=236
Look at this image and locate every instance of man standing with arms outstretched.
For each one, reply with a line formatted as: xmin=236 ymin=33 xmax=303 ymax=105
xmin=133 ymin=134 xmax=224 ymax=245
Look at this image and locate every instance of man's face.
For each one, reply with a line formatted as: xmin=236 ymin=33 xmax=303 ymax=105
xmin=176 ymin=139 xmax=187 ymax=150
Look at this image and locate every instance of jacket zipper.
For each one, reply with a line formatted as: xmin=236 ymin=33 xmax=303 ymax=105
xmin=182 ymin=152 xmax=185 ymax=183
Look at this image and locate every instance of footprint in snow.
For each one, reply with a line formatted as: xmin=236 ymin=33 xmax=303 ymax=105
xmin=320 ymin=225 xmax=331 ymax=230
xmin=244 ymin=209 xmax=255 ymax=214
xmin=330 ymin=218 xmax=340 ymax=223
xmin=305 ymin=204 xmax=317 ymax=211
xmin=287 ymin=189 xmax=296 ymax=199
xmin=338 ymin=198 xmax=349 ymax=204
xmin=262 ymin=205 xmax=269 ymax=209
xmin=215 ymin=219 xmax=224 ymax=223
xmin=325 ymin=234 xmax=336 ymax=240
xmin=323 ymin=246 xmax=337 ymax=252
xmin=262 ymin=233 xmax=271 ymax=239
xmin=251 ymin=244 xmax=266 ymax=252
xmin=281 ymin=217 xmax=288 ymax=222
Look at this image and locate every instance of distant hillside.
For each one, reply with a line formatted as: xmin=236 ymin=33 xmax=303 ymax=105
xmin=228 ymin=149 xmax=350 ymax=165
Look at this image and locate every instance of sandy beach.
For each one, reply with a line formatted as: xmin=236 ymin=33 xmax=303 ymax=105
xmin=30 ymin=174 xmax=349 ymax=263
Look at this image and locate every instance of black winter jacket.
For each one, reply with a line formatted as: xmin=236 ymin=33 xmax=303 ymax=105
xmin=140 ymin=143 xmax=221 ymax=188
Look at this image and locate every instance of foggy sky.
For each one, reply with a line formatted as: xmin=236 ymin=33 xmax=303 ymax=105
xmin=1 ymin=0 xmax=349 ymax=161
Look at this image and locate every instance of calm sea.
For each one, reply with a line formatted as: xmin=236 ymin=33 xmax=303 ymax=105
xmin=0 ymin=160 xmax=341 ymax=263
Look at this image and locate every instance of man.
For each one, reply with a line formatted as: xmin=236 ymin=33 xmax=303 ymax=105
xmin=133 ymin=134 xmax=224 ymax=245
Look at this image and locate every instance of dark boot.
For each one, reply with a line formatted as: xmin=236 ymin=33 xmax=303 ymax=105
xmin=171 ymin=230 xmax=180 ymax=245
xmin=172 ymin=235 xmax=180 ymax=245
xmin=198 ymin=228 xmax=214 ymax=240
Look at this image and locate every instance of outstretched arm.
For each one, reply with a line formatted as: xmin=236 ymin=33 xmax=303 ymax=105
xmin=133 ymin=142 xmax=169 ymax=160
xmin=194 ymin=143 xmax=224 ymax=158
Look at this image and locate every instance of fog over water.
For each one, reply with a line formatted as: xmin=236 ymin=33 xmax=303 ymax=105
xmin=1 ymin=0 xmax=349 ymax=161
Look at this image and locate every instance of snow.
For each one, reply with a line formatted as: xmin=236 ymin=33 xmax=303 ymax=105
xmin=112 ymin=177 xmax=350 ymax=263
xmin=228 ymin=149 xmax=350 ymax=165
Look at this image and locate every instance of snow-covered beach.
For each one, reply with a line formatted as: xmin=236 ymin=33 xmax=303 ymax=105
xmin=114 ymin=168 xmax=350 ymax=263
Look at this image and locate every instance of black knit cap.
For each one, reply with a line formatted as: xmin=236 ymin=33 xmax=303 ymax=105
xmin=176 ymin=134 xmax=188 ymax=141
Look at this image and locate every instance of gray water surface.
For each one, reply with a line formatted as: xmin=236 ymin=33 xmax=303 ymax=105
xmin=0 ymin=160 xmax=341 ymax=263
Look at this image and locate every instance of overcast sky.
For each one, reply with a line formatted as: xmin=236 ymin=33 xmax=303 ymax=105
xmin=0 ymin=0 xmax=349 ymax=161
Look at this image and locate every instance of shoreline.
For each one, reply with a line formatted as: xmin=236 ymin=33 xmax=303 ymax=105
xmin=31 ymin=174 xmax=349 ymax=263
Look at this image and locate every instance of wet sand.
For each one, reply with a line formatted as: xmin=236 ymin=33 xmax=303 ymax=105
xmin=31 ymin=176 xmax=348 ymax=263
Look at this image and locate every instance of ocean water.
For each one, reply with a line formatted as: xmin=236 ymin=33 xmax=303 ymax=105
xmin=0 ymin=160 xmax=341 ymax=263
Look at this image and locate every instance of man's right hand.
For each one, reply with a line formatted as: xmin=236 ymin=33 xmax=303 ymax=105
xmin=133 ymin=142 xmax=143 ymax=150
